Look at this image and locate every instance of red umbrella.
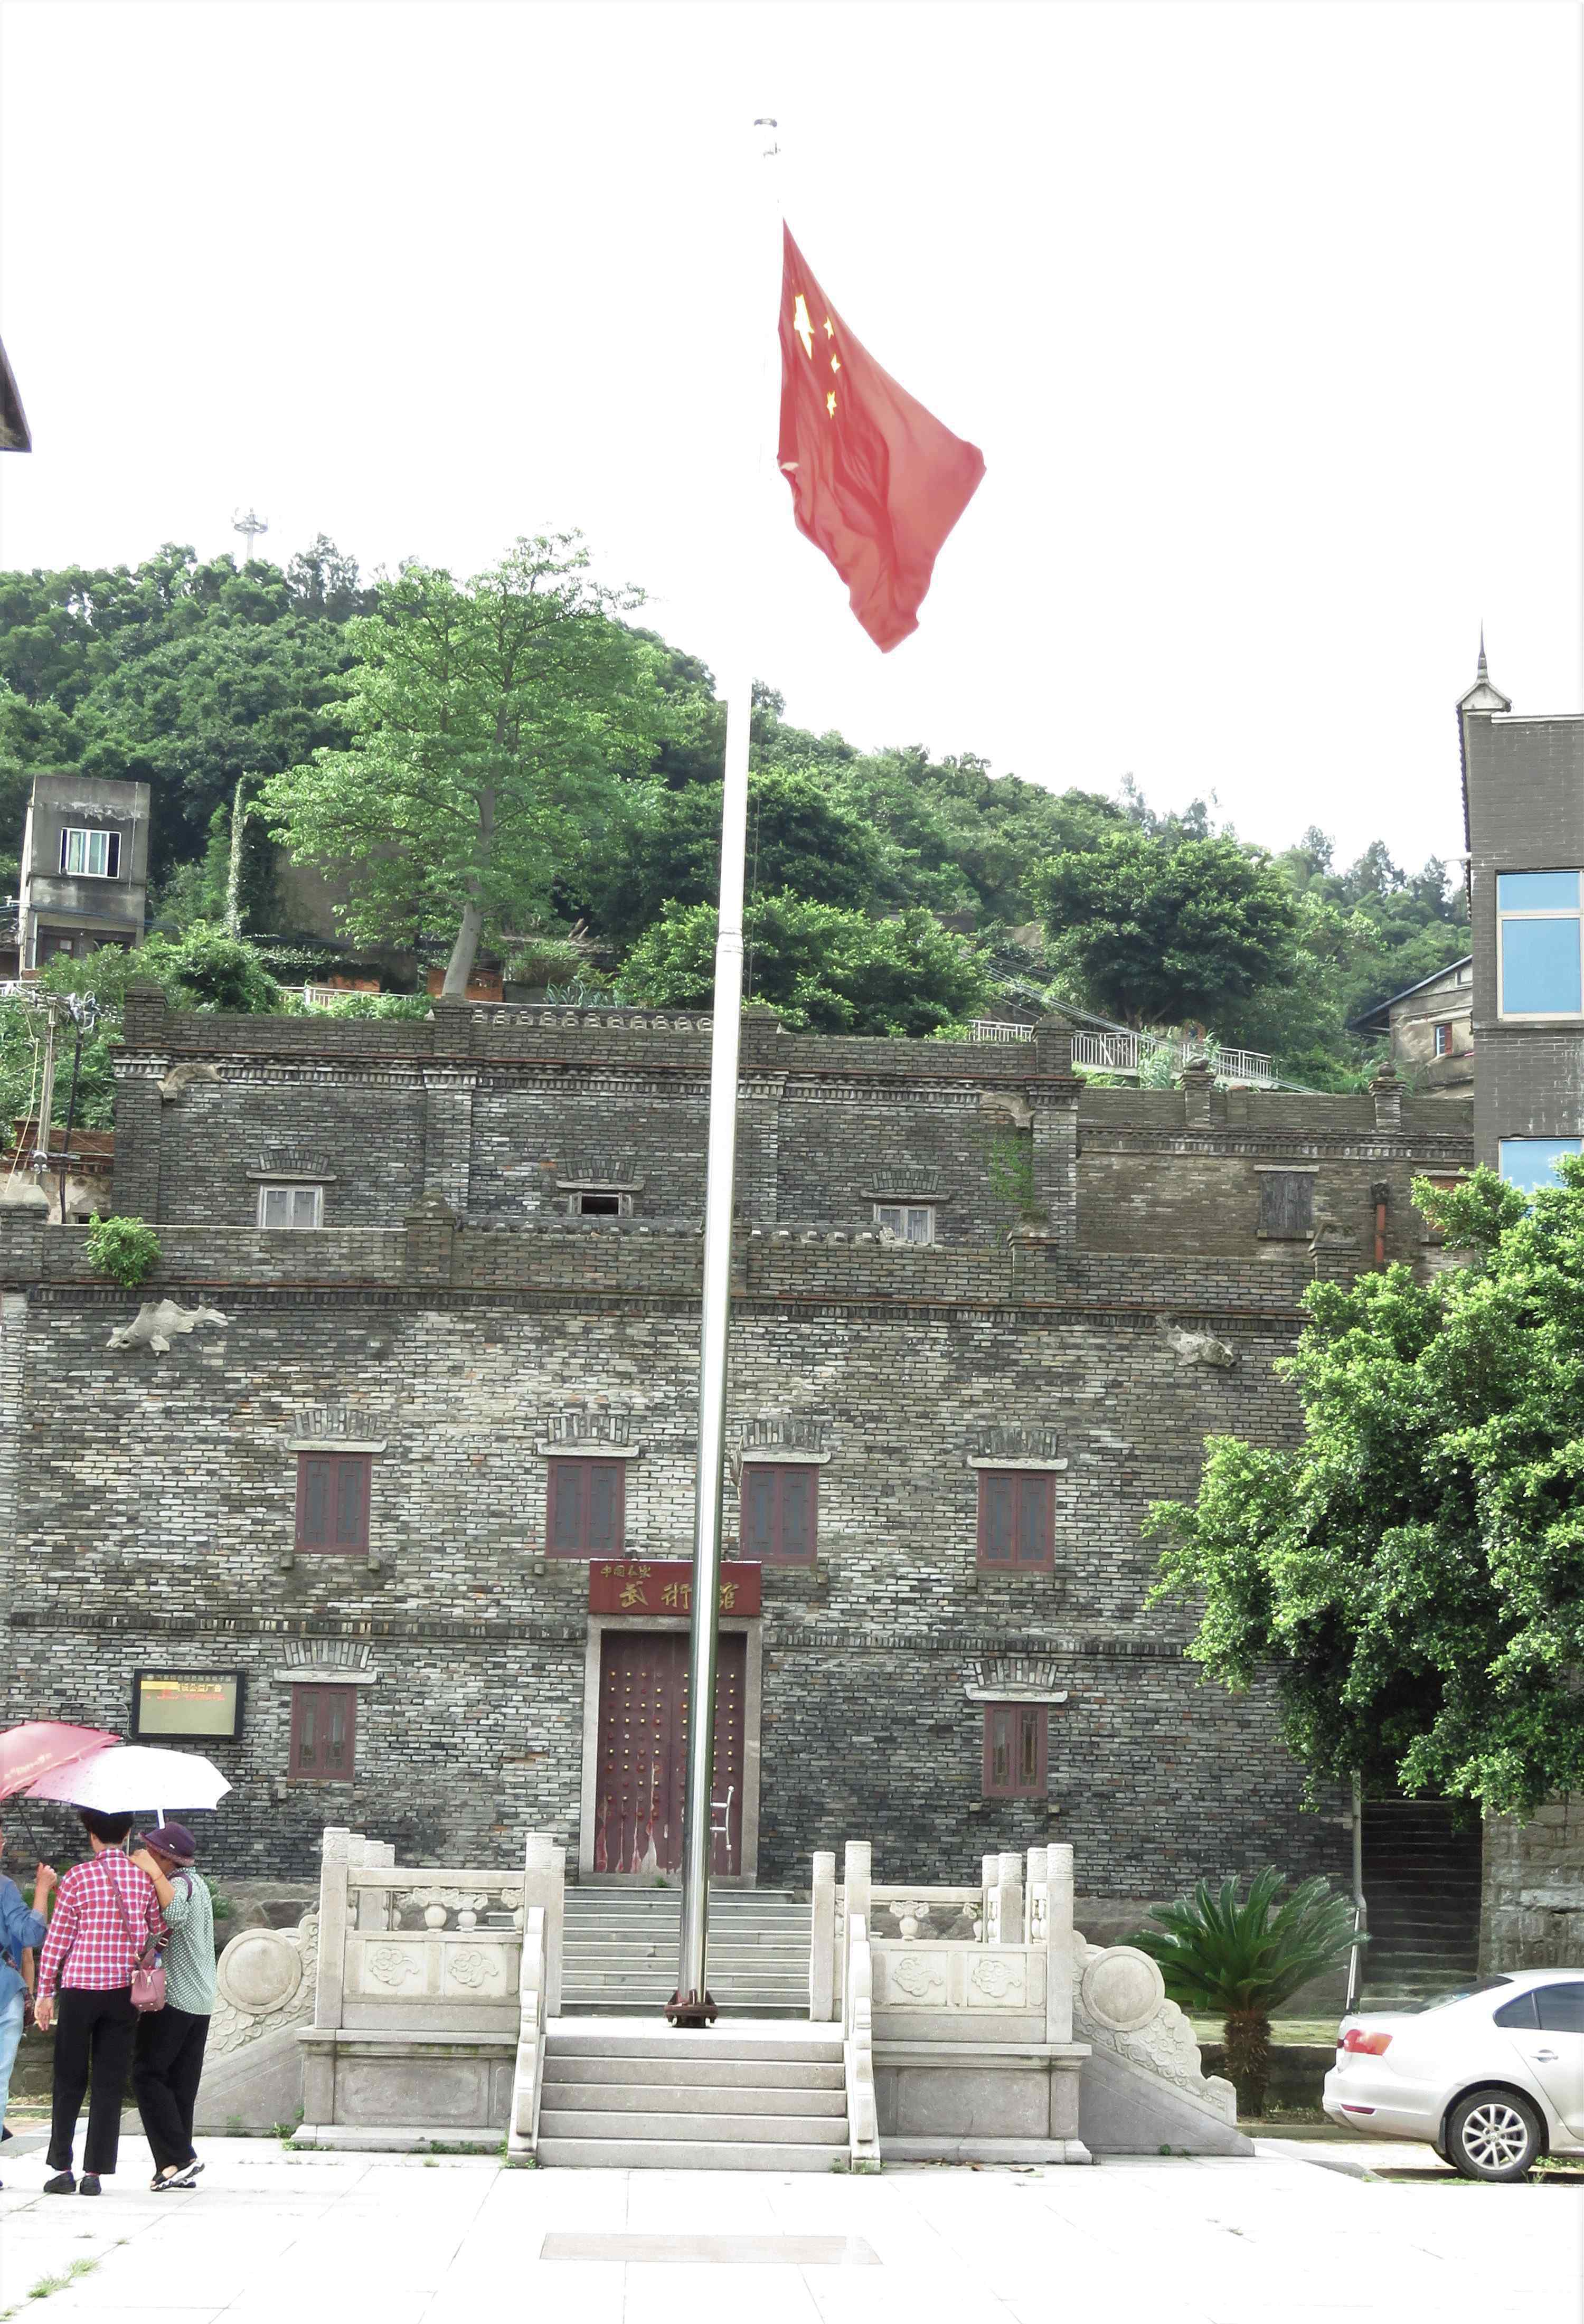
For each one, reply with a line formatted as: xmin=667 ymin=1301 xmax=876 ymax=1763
xmin=0 ymin=1722 xmax=120 ymax=1802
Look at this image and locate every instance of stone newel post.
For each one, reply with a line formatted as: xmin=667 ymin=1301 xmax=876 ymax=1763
xmin=1045 ymin=1841 xmax=1074 ymax=2044
xmin=522 ymin=1832 xmax=565 ymax=2019
xmin=841 ymin=1841 xmax=871 ymax=2037
xmin=314 ymin=1827 xmax=351 ymax=2031
xmin=809 ymin=1851 xmax=837 ymax=2023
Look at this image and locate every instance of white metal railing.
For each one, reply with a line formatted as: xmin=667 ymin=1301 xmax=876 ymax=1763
xmin=300 ymin=983 xmax=380 ymax=1008
xmin=1070 ymin=1030 xmax=1277 ymax=1087
xmin=970 ymin=1018 xmax=1034 ymax=1042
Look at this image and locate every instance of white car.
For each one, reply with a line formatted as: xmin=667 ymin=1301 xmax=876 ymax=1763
xmin=1324 ymin=1970 xmax=1584 ymax=2179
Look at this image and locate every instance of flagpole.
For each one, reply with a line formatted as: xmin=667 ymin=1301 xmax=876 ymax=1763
xmin=669 ymin=115 xmax=782 ymax=2030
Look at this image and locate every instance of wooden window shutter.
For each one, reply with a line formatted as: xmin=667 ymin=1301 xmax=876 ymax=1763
xmin=778 ymin=1468 xmax=813 ymax=1562
xmin=979 ymin=1473 xmax=1014 ymax=1563
xmin=587 ymin=1462 xmax=623 ymax=1553
xmin=1014 ymin=1474 xmax=1053 ymax=1567
xmin=743 ymin=1468 xmax=777 ymax=1557
xmin=1258 ymin=1172 xmax=1315 ymax=1238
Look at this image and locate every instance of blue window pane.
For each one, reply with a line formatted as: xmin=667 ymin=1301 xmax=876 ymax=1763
xmin=1498 ymin=1139 xmax=1581 ymax=1195
xmin=1502 ymin=917 xmax=1581 ymax=1014
xmin=1498 ymin=871 xmax=1581 ymax=912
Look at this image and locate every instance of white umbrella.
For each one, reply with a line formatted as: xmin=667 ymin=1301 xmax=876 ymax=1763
xmin=25 ymin=1742 xmax=231 ymax=1816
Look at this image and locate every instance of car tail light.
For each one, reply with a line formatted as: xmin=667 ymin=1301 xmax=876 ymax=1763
xmin=1339 ymin=2029 xmax=1393 ymax=2056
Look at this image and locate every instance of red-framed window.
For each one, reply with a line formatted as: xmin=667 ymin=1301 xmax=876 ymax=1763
xmin=295 ymin=1454 xmax=371 ymax=1554
xmin=741 ymin=1464 xmax=817 ymax=1564
xmin=289 ymin=1684 xmax=357 ymax=1782
xmin=976 ymin=1470 xmax=1054 ymax=1571
xmin=983 ymin=1704 xmax=1048 ymax=1799
xmin=546 ymin=1459 xmax=625 ymax=1556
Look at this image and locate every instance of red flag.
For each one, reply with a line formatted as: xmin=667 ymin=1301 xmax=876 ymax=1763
xmin=778 ymin=224 xmax=985 ymax=653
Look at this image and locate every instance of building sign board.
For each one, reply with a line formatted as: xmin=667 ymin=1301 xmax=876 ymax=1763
xmin=130 ymin=1670 xmax=244 ymax=1741
xmin=587 ymin=1561 xmax=761 ymax=1618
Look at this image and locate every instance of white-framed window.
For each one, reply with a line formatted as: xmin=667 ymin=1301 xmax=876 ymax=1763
xmin=259 ymin=1183 xmax=324 ymax=1230
xmin=1433 ymin=1023 xmax=1453 ymax=1057
xmin=1498 ymin=1138 xmax=1581 ymax=1197
xmin=874 ymin=1202 xmax=935 ymax=1244
xmin=59 ymin=827 xmax=121 ymax=879
xmin=1497 ymin=872 xmax=1584 ymax=1018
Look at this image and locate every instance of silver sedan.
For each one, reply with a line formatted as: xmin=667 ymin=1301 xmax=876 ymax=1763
xmin=1323 ymin=1970 xmax=1584 ymax=2179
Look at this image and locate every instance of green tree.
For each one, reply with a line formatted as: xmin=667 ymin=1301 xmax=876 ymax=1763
xmin=623 ymin=893 xmax=992 ymax=1036
xmin=1031 ymin=830 xmax=1299 ymax=1031
xmin=262 ymin=536 xmax=664 ymax=998
xmin=1129 ymin=1872 xmax=1360 ymax=2115
xmin=579 ymin=767 xmax=885 ymax=949
xmin=1147 ymin=1164 xmax=1584 ymax=1820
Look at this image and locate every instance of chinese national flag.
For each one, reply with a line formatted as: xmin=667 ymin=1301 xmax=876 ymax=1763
xmin=778 ymin=224 xmax=985 ymax=653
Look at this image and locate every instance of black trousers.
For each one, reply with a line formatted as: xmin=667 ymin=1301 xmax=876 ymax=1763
xmin=132 ymin=2006 xmax=210 ymax=2173
xmin=48 ymin=1986 xmax=138 ymax=2176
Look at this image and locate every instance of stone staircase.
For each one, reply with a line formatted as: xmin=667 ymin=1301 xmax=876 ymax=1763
xmin=561 ymin=1886 xmax=811 ymax=2016
xmin=537 ymin=2020 xmax=848 ymax=2169
xmin=1359 ymin=1800 xmax=1484 ymax=2006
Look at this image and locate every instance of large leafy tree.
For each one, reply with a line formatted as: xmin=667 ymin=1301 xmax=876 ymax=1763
xmin=578 ymin=767 xmax=885 ymax=949
xmin=1030 ymin=829 xmax=1298 ymax=1031
xmin=263 ymin=536 xmax=664 ymax=997
xmin=1148 ymin=1165 xmax=1584 ymax=1819
xmin=623 ymin=892 xmax=992 ymax=1037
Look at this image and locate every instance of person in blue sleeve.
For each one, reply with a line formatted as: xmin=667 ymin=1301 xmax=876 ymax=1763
xmin=0 ymin=1821 xmax=56 ymax=2186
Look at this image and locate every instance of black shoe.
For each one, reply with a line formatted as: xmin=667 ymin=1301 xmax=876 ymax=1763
xmin=44 ymin=2171 xmax=76 ymax=2194
xmin=79 ymin=2174 xmax=101 ymax=2196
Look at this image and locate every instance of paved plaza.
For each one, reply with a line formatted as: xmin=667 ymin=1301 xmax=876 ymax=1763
xmin=1 ymin=2141 xmax=1580 ymax=2324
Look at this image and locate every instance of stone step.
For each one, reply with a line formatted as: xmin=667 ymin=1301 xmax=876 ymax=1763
xmin=547 ymin=2055 xmax=846 ymax=2092
xmin=539 ymin=2106 xmax=847 ymax=2145
xmin=546 ymin=2025 xmax=841 ymax=2064
xmin=537 ymin=2135 xmax=841 ymax=2172
xmin=544 ymin=2082 xmax=846 ymax=2119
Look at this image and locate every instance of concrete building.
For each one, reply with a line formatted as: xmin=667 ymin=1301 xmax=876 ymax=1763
xmin=16 ymin=772 xmax=150 ymax=970
xmin=1459 ymin=643 xmax=1584 ymax=1973
xmin=1351 ymin=956 xmax=1474 ymax=1098
xmin=0 ymin=989 xmax=1487 ymax=1994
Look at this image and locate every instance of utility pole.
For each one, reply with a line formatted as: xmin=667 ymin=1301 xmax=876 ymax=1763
xmin=232 ymin=506 xmax=269 ymax=562
xmin=31 ymin=998 xmax=58 ymax=1179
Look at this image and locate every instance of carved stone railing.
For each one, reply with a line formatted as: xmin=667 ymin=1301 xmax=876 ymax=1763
xmin=841 ymin=1842 xmax=881 ymax=2170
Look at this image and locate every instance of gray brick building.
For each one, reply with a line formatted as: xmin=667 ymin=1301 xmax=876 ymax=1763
xmin=0 ymin=989 xmax=1473 ymax=1935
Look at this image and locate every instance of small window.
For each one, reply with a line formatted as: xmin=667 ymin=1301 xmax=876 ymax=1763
xmin=259 ymin=1184 xmax=323 ymax=1230
xmin=1433 ymin=1023 xmax=1453 ymax=1058
xmin=289 ymin=1684 xmax=356 ymax=1781
xmin=59 ymin=827 xmax=121 ymax=879
xmin=1534 ymin=1982 xmax=1584 ymax=2035
xmin=977 ymin=1470 xmax=1054 ymax=1571
xmin=546 ymin=1458 xmax=625 ymax=1556
xmin=874 ymin=1203 xmax=935 ymax=1244
xmin=1498 ymin=1138 xmax=1581 ymax=1196
xmin=983 ymin=1704 xmax=1047 ymax=1799
xmin=1498 ymin=871 xmax=1584 ymax=1017
xmin=576 ymin=1192 xmax=621 ymax=1217
xmin=296 ymin=1453 xmax=371 ymax=1554
xmin=1493 ymin=1989 xmax=1539 ymax=2030
xmin=1257 ymin=1170 xmax=1316 ymax=1240
xmin=741 ymin=1464 xmax=817 ymax=1564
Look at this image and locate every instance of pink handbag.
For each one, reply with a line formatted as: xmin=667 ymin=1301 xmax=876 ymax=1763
xmin=107 ymin=1857 xmax=166 ymax=2014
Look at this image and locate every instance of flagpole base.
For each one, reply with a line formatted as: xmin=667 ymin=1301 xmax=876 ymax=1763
xmin=665 ymin=1990 xmax=719 ymax=2029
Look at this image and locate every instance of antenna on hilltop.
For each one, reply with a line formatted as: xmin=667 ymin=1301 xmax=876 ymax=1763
xmin=232 ymin=506 xmax=269 ymax=562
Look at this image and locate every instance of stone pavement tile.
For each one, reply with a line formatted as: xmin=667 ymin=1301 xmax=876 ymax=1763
xmin=421 ymin=2265 xmax=628 ymax=2324
xmin=616 ymin=2260 xmax=825 ymax=2324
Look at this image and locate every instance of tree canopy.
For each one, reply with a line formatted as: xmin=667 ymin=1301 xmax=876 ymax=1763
xmin=1030 ymin=830 xmax=1300 ymax=1031
xmin=1147 ymin=1165 xmax=1584 ymax=1820
xmin=261 ymin=536 xmax=664 ymax=996
xmin=623 ymin=893 xmax=993 ymax=1037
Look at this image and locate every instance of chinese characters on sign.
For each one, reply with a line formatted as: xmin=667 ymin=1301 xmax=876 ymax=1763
xmin=587 ymin=1560 xmax=762 ymax=1618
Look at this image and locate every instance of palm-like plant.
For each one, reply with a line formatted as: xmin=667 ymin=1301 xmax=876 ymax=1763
xmin=1128 ymin=1869 xmax=1361 ymax=2117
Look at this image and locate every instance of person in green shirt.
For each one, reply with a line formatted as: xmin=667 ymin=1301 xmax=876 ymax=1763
xmin=128 ymin=1826 xmax=215 ymax=2191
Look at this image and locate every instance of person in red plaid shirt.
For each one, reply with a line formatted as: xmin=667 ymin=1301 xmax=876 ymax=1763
xmin=34 ymin=1810 xmax=163 ymax=2195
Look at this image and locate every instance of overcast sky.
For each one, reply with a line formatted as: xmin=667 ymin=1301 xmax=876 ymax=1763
xmin=1 ymin=0 xmax=1579 ymax=873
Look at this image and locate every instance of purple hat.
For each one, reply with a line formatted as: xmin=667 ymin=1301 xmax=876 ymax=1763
xmin=138 ymin=1823 xmax=197 ymax=1863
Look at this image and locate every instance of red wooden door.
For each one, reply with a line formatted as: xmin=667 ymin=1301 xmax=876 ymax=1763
xmin=593 ymin=1631 xmax=746 ymax=1876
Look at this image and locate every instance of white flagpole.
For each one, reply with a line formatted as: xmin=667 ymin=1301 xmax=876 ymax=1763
xmin=670 ymin=116 xmax=782 ymax=2027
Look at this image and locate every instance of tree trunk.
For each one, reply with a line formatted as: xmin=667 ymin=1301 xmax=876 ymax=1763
xmin=440 ymin=900 xmax=484 ymax=1000
xmin=1221 ymin=2009 xmax=1272 ymax=2118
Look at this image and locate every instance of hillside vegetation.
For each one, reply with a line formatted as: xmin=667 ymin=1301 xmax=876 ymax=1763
xmin=2 ymin=536 xmax=1467 ymax=1092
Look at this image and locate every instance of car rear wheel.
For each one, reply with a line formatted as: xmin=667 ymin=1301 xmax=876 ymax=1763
xmin=1446 ymin=2087 xmax=1544 ymax=2182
